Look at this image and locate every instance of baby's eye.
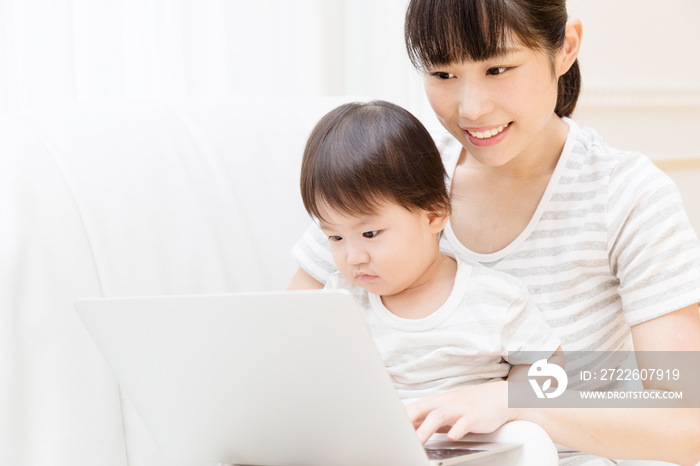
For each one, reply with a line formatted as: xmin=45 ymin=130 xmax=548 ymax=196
xmin=362 ymin=230 xmax=379 ymax=239
xmin=487 ymin=67 xmax=508 ymax=76
xmin=328 ymin=235 xmax=343 ymax=242
xmin=431 ymin=71 xmax=455 ymax=80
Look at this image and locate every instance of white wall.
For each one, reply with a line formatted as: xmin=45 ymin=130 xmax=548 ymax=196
xmin=568 ymin=0 xmax=700 ymax=160
xmin=1 ymin=1 xmax=697 ymax=231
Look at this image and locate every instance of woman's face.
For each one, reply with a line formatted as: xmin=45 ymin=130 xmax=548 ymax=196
xmin=423 ymin=42 xmax=565 ymax=169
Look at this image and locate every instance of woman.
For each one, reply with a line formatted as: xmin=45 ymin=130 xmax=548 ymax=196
xmin=289 ymin=1 xmax=700 ymax=464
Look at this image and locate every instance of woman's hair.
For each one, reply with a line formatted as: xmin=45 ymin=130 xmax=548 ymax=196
xmin=404 ymin=0 xmax=581 ymax=118
xmin=300 ymin=100 xmax=450 ymax=223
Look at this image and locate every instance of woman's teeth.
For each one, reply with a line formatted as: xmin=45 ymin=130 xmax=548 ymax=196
xmin=467 ymin=122 xmax=510 ymax=139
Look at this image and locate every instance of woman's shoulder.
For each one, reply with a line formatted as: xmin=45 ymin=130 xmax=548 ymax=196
xmin=429 ymin=127 xmax=459 ymax=151
xmin=566 ymin=118 xmax=661 ymax=171
xmin=564 ymin=118 xmax=672 ymax=188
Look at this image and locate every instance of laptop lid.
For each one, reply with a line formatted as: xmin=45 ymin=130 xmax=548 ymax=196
xmin=75 ymin=290 xmax=519 ymax=466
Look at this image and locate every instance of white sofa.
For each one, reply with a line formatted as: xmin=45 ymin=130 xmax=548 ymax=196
xmin=0 ymin=97 xmax=687 ymax=466
xmin=0 ymin=96 xmax=352 ymax=465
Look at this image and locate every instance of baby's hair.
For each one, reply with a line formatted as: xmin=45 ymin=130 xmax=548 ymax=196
xmin=404 ymin=0 xmax=581 ymax=118
xmin=300 ymin=100 xmax=450 ymax=223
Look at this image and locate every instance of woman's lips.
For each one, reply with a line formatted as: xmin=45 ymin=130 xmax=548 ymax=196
xmin=463 ymin=122 xmax=512 ymax=147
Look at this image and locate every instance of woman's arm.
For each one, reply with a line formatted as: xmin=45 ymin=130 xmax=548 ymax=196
xmin=287 ymin=267 xmax=323 ymax=290
xmin=521 ymin=405 xmax=700 ymax=465
xmin=519 ymin=304 xmax=700 ymax=465
xmin=407 ymin=305 xmax=700 ymax=465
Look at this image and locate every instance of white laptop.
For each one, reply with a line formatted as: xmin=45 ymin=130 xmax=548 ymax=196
xmin=75 ymin=290 xmax=520 ymax=466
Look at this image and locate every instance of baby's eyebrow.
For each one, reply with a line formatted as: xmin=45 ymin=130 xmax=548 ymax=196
xmin=318 ymin=215 xmax=379 ymax=231
xmin=317 ymin=220 xmax=334 ymax=230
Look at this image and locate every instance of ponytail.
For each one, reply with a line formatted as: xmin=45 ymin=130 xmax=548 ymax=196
xmin=556 ymin=58 xmax=581 ymax=118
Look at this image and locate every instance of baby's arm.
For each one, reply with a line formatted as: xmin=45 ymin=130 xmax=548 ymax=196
xmin=506 ymin=346 xmax=564 ymax=384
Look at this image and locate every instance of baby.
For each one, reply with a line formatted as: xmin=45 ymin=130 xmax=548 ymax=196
xmin=299 ymin=100 xmax=561 ymax=404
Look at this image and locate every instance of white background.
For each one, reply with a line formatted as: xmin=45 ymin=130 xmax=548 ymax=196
xmin=1 ymin=0 xmax=698 ymax=221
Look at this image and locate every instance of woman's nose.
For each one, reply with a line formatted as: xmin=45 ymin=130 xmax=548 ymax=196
xmin=457 ymin=81 xmax=493 ymax=122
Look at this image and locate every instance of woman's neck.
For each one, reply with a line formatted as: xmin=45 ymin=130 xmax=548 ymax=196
xmin=447 ymin=115 xmax=570 ymax=255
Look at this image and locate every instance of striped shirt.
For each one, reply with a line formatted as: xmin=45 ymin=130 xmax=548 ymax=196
xmin=325 ymin=259 xmax=561 ymax=403
xmin=292 ymin=118 xmax=700 ymax=358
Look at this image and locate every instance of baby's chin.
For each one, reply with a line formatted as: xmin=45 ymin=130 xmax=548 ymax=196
xmin=353 ymin=280 xmax=405 ymax=299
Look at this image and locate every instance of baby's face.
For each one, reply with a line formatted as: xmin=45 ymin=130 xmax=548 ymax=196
xmin=317 ymin=200 xmax=446 ymax=297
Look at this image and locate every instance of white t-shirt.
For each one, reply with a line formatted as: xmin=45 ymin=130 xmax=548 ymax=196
xmin=324 ymin=258 xmax=561 ymax=404
xmin=293 ymin=118 xmax=700 ymax=361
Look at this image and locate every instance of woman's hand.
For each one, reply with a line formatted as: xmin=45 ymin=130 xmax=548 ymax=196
xmin=405 ymin=380 xmax=520 ymax=444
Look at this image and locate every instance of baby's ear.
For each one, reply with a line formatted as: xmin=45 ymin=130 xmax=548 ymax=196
xmin=427 ymin=209 xmax=450 ymax=233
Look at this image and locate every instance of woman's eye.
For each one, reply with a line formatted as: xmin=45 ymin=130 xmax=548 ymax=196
xmin=362 ymin=230 xmax=379 ymax=239
xmin=487 ymin=67 xmax=508 ymax=76
xmin=329 ymin=235 xmax=343 ymax=242
xmin=432 ymin=72 xmax=454 ymax=80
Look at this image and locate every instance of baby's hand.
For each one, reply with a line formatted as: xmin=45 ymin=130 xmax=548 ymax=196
xmin=405 ymin=380 xmax=517 ymax=444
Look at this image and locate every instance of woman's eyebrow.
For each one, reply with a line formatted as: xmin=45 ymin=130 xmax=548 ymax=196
xmin=493 ymin=46 xmax=525 ymax=57
xmin=426 ymin=46 xmax=525 ymax=69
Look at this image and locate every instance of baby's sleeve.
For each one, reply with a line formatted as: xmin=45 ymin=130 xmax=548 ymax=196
xmin=291 ymin=222 xmax=337 ymax=285
xmin=501 ymin=283 xmax=561 ymax=365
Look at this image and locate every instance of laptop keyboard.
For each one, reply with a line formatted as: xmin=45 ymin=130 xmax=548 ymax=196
xmin=425 ymin=447 xmax=485 ymax=459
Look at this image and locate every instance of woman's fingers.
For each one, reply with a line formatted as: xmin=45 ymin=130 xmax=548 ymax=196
xmin=446 ymin=416 xmax=474 ymax=441
xmin=415 ymin=407 xmax=456 ymax=444
xmin=407 ymin=393 xmax=472 ymax=443
xmin=405 ymin=398 xmax=432 ymax=426
xmin=405 ymin=382 xmax=513 ymax=444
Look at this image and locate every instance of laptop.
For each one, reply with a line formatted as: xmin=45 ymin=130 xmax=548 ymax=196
xmin=75 ymin=290 xmax=520 ymax=466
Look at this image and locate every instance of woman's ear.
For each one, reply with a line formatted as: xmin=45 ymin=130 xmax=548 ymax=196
xmin=427 ymin=209 xmax=450 ymax=233
xmin=557 ymin=18 xmax=583 ymax=77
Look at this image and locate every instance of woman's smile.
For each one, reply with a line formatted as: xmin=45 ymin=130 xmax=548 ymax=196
xmin=462 ymin=122 xmax=512 ymax=147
